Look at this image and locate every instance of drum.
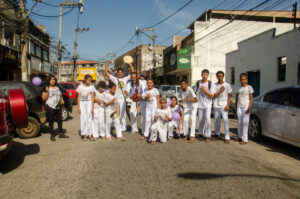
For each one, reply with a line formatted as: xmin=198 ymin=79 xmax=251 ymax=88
xmin=123 ymin=55 xmax=133 ymax=64
xmin=8 ymin=89 xmax=28 ymax=128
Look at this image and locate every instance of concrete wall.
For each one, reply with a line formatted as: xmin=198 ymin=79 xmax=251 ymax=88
xmin=226 ymin=28 xmax=300 ymax=97
xmin=192 ymin=18 xmax=294 ymax=86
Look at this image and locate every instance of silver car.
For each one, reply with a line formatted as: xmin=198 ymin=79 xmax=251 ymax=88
xmin=249 ymin=86 xmax=300 ymax=147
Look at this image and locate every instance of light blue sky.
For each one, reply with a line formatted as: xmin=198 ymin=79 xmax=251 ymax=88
xmin=26 ymin=0 xmax=296 ymax=61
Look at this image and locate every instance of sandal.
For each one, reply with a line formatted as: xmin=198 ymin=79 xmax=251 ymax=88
xmin=150 ymin=141 xmax=156 ymax=145
xmin=107 ymin=136 xmax=112 ymax=141
xmin=83 ymin=136 xmax=88 ymax=141
xmin=117 ymin=137 xmax=126 ymax=141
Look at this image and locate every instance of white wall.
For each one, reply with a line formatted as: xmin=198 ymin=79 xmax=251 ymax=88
xmin=226 ymin=28 xmax=300 ymax=97
xmin=192 ymin=18 xmax=294 ymax=85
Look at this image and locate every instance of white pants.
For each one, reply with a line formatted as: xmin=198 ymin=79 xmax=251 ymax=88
xmin=140 ymin=101 xmax=146 ymax=134
xmin=130 ymin=101 xmax=138 ymax=132
xmin=143 ymin=105 xmax=156 ymax=138
xmin=168 ymin=120 xmax=181 ymax=137
xmin=80 ymin=101 xmax=93 ymax=136
xmin=149 ymin=121 xmax=168 ymax=143
xmin=237 ymin=107 xmax=250 ymax=142
xmin=198 ymin=107 xmax=212 ymax=138
xmin=92 ymin=107 xmax=105 ymax=138
xmin=214 ymin=108 xmax=230 ymax=140
xmin=106 ymin=108 xmax=122 ymax=138
xmin=117 ymin=98 xmax=127 ymax=131
xmin=183 ymin=108 xmax=197 ymax=137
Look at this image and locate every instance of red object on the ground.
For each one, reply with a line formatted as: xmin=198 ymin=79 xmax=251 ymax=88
xmin=8 ymin=89 xmax=28 ymax=128
xmin=60 ymin=82 xmax=79 ymax=100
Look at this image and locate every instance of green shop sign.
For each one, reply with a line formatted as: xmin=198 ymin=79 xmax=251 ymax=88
xmin=177 ymin=46 xmax=191 ymax=69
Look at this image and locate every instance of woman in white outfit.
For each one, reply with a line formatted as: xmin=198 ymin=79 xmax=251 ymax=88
xmin=92 ymin=81 xmax=106 ymax=139
xmin=77 ymin=74 xmax=96 ymax=141
xmin=168 ymin=96 xmax=183 ymax=140
xmin=141 ymin=78 xmax=160 ymax=140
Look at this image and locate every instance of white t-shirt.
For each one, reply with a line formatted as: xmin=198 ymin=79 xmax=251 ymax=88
xmin=170 ymin=105 xmax=182 ymax=114
xmin=179 ymin=87 xmax=197 ymax=110
xmin=212 ymin=82 xmax=232 ymax=109
xmin=143 ymin=88 xmax=159 ymax=108
xmin=236 ymin=85 xmax=254 ymax=108
xmin=197 ymin=81 xmax=213 ymax=108
xmin=139 ymin=79 xmax=147 ymax=93
xmin=156 ymin=108 xmax=172 ymax=124
xmin=109 ymin=75 xmax=131 ymax=100
xmin=104 ymin=92 xmax=118 ymax=110
xmin=46 ymin=87 xmax=61 ymax=109
xmin=76 ymin=84 xmax=96 ymax=101
xmin=94 ymin=90 xmax=106 ymax=109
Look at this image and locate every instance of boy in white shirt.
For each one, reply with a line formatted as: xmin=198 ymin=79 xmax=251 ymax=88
xmin=149 ymin=98 xmax=172 ymax=144
xmin=212 ymin=71 xmax=232 ymax=143
xmin=92 ymin=81 xmax=106 ymax=139
xmin=105 ymin=60 xmax=134 ymax=132
xmin=196 ymin=69 xmax=214 ymax=142
xmin=236 ymin=73 xmax=254 ymax=144
xmin=141 ymin=78 xmax=160 ymax=140
xmin=104 ymin=82 xmax=125 ymax=141
xmin=168 ymin=96 xmax=183 ymax=140
xmin=179 ymin=79 xmax=198 ymax=143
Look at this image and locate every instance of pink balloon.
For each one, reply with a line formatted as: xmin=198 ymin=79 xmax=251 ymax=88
xmin=166 ymin=98 xmax=171 ymax=107
xmin=172 ymin=112 xmax=180 ymax=121
xmin=32 ymin=77 xmax=42 ymax=86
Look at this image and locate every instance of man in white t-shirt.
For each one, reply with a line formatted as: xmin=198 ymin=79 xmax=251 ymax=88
xmin=236 ymin=73 xmax=254 ymax=144
xmin=212 ymin=71 xmax=232 ymax=143
xmin=178 ymin=79 xmax=198 ymax=143
xmin=105 ymin=60 xmax=135 ymax=132
xmin=196 ymin=69 xmax=214 ymax=142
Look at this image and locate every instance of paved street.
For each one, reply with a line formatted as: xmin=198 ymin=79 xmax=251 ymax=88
xmin=0 ymin=107 xmax=300 ymax=199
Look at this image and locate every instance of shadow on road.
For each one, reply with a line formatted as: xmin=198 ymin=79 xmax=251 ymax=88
xmin=0 ymin=141 xmax=40 ymax=174
xmin=230 ymin=128 xmax=300 ymax=161
xmin=178 ymin=172 xmax=300 ymax=183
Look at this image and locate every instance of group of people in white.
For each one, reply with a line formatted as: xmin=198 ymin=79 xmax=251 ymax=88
xmin=75 ymin=61 xmax=253 ymax=145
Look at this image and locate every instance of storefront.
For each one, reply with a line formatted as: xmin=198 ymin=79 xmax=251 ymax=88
xmin=0 ymin=45 xmax=21 ymax=81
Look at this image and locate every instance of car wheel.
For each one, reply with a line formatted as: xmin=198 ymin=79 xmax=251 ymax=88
xmin=248 ymin=116 xmax=262 ymax=140
xmin=62 ymin=107 xmax=69 ymax=121
xmin=16 ymin=116 xmax=40 ymax=139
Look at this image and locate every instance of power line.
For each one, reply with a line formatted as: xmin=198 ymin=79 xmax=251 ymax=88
xmin=145 ymin=0 xmax=194 ymax=29
xmin=30 ymin=7 xmax=75 ymax=18
xmin=40 ymin=1 xmax=60 ymax=8
xmin=115 ymin=33 xmax=138 ymax=56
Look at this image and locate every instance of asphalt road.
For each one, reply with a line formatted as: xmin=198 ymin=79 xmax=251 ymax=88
xmin=0 ymin=106 xmax=300 ymax=199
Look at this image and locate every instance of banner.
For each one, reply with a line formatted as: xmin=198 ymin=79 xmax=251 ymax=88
xmin=78 ymin=67 xmax=96 ymax=81
xmin=177 ymin=46 xmax=191 ymax=69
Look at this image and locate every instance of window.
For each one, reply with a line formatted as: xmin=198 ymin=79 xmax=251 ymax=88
xmin=263 ymin=89 xmax=291 ymax=106
xmin=291 ymin=89 xmax=300 ymax=108
xmin=60 ymin=84 xmax=75 ymax=90
xmin=278 ymin=57 xmax=286 ymax=81
xmin=29 ymin=41 xmax=35 ymax=54
xmin=36 ymin=46 xmax=42 ymax=58
xmin=231 ymin=67 xmax=235 ymax=85
xmin=43 ymin=50 xmax=49 ymax=61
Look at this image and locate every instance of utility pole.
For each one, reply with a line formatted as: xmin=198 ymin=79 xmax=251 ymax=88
xmin=19 ymin=0 xmax=41 ymax=81
xmin=293 ymin=2 xmax=298 ymax=29
xmin=135 ymin=26 xmax=156 ymax=79
xmin=73 ymin=27 xmax=89 ymax=81
xmin=58 ymin=0 xmax=84 ymax=82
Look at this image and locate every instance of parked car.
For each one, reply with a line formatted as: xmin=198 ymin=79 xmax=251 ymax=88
xmin=59 ymin=82 xmax=80 ymax=105
xmin=249 ymin=86 xmax=300 ymax=147
xmin=0 ymin=89 xmax=28 ymax=159
xmin=164 ymin=85 xmax=181 ymax=99
xmin=0 ymin=82 xmax=46 ymax=139
xmin=158 ymin=85 xmax=172 ymax=98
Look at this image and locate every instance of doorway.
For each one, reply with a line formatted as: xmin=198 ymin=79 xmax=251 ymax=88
xmin=247 ymin=71 xmax=260 ymax=97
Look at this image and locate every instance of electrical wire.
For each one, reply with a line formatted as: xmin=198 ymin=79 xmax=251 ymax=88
xmin=144 ymin=0 xmax=194 ymax=29
xmin=115 ymin=33 xmax=138 ymax=56
xmin=30 ymin=7 xmax=75 ymax=18
xmin=40 ymin=1 xmax=60 ymax=8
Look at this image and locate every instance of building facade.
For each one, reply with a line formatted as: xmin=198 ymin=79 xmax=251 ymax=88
xmin=164 ymin=10 xmax=300 ymax=87
xmin=60 ymin=60 xmax=105 ymax=82
xmin=226 ymin=28 xmax=300 ymax=98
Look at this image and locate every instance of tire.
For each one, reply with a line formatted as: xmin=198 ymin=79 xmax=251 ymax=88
xmin=62 ymin=107 xmax=69 ymax=121
xmin=16 ymin=116 xmax=40 ymax=139
xmin=248 ymin=116 xmax=262 ymax=141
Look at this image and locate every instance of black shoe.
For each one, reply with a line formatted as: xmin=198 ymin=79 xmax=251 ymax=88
xmin=59 ymin=134 xmax=69 ymax=138
xmin=50 ymin=135 xmax=56 ymax=141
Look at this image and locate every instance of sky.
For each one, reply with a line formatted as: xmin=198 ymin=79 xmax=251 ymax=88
xmin=26 ymin=0 xmax=297 ymax=62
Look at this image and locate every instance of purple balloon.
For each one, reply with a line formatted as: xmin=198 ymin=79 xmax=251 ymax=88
xmin=166 ymin=98 xmax=171 ymax=107
xmin=32 ymin=77 xmax=42 ymax=86
xmin=172 ymin=112 xmax=180 ymax=121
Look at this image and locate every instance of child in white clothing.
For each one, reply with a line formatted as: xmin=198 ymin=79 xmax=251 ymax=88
xmin=168 ymin=96 xmax=183 ymax=140
xmin=76 ymin=74 xmax=96 ymax=141
xmin=104 ymin=82 xmax=125 ymax=141
xmin=236 ymin=73 xmax=254 ymax=144
xmin=149 ymin=98 xmax=172 ymax=144
xmin=92 ymin=81 xmax=106 ymax=139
